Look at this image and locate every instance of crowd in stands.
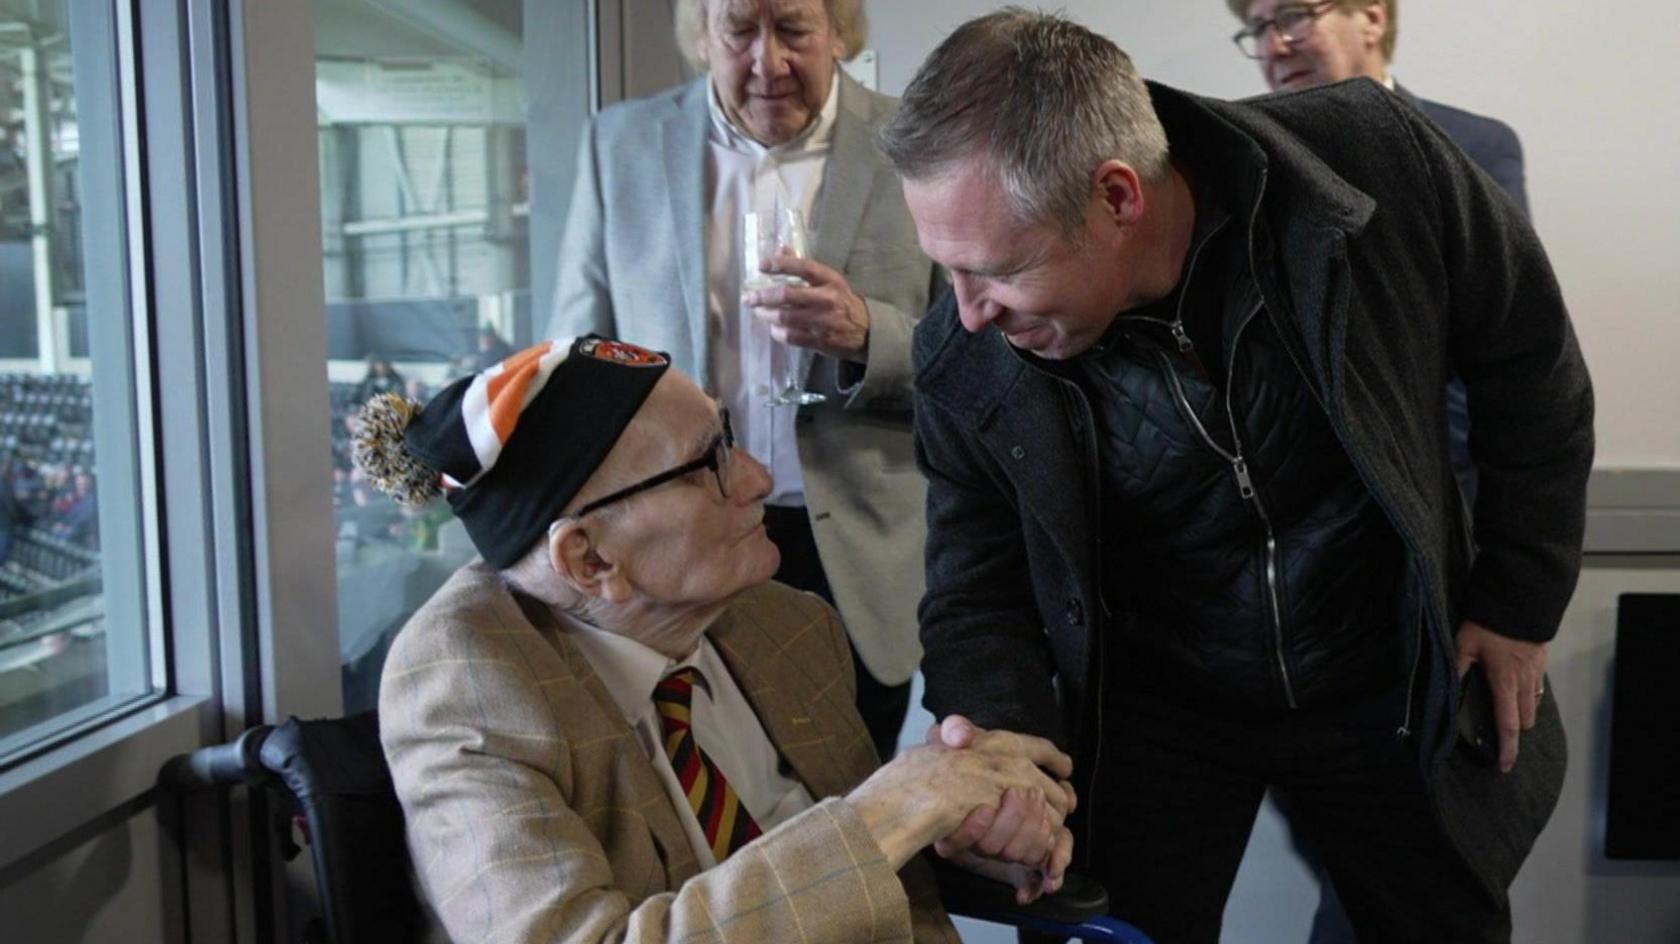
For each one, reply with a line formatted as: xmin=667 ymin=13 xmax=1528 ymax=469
xmin=0 ymin=345 xmax=513 ymax=577
xmin=0 ymin=375 xmax=100 ymax=581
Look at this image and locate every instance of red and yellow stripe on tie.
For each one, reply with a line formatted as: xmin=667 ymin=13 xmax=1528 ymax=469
xmin=654 ymin=668 xmax=762 ymax=862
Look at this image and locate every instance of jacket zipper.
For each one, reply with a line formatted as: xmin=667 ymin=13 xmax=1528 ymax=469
xmin=1127 ymin=215 xmax=1228 ymax=373
xmin=1240 ymin=172 xmax=1430 ymax=740
xmin=1397 ymin=604 xmax=1424 ymax=738
xmin=1152 ymin=299 xmax=1298 ymax=709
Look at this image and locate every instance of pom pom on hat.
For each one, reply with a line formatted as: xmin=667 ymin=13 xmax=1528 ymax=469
xmin=351 ymin=393 xmax=441 ymax=507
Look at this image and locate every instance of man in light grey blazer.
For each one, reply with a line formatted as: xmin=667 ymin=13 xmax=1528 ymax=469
xmin=548 ymin=0 xmax=939 ymax=760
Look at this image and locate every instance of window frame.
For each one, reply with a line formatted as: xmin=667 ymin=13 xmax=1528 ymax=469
xmin=0 ymin=0 xmax=343 ymax=895
xmin=0 ymin=0 xmax=206 ymax=867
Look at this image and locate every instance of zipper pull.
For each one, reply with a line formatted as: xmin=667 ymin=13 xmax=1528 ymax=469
xmin=1170 ymin=320 xmax=1194 ymax=353
xmin=1231 ymin=457 xmax=1256 ymax=500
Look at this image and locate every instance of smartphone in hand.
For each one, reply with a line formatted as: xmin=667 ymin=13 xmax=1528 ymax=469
xmin=1456 ymin=663 xmax=1500 ymax=767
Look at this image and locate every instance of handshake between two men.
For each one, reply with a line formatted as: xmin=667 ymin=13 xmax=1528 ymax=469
xmin=848 ymin=714 xmax=1077 ymax=906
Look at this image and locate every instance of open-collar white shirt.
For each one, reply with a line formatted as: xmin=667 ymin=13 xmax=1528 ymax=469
xmin=703 ymin=74 xmax=840 ymax=507
xmin=555 ymin=609 xmax=815 ymax=868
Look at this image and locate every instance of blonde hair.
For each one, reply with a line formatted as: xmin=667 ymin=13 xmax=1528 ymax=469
xmin=1225 ymin=0 xmax=1397 ymax=61
xmin=673 ymin=0 xmax=868 ymax=70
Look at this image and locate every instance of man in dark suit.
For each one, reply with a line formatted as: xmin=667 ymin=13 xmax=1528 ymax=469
xmin=1229 ymin=1 xmax=1527 ymax=211
xmin=1229 ymin=0 xmax=1528 ymax=514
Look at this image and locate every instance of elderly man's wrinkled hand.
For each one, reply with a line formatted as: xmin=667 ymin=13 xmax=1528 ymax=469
xmin=928 ymin=715 xmax=1076 ymax=817
xmin=847 ymin=729 xmax=1071 ymax=876
xmin=743 ymin=250 xmax=871 ymax=362
xmin=924 ymin=715 xmax=1076 ymax=902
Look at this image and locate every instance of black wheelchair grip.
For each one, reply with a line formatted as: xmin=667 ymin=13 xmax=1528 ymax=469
xmin=160 ymin=724 xmax=274 ymax=789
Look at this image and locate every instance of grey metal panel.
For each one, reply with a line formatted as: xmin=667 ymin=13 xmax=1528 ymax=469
xmin=1585 ymin=468 xmax=1680 ymax=554
xmin=181 ymin=0 xmax=265 ymax=938
xmin=229 ymin=0 xmax=342 ymax=727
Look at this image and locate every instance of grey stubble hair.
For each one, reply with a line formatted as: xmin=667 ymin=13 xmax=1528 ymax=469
xmin=878 ymin=7 xmax=1170 ymax=234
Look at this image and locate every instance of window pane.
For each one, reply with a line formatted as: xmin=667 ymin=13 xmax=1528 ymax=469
xmin=0 ymin=0 xmax=155 ymax=760
xmin=316 ymin=0 xmax=589 ymax=711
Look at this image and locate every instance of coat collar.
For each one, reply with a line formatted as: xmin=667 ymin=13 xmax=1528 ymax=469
xmin=659 ymin=80 xmax=712 ymax=373
xmin=1148 ymin=81 xmax=1375 ymax=240
xmin=706 ymin=588 xmax=860 ymax=800
xmin=1390 ymin=81 xmax=1423 ymax=113
xmin=808 ymin=72 xmax=879 ymax=273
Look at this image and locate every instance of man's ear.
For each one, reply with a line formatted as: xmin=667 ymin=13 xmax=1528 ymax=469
xmin=1092 ymin=159 xmax=1146 ymax=229
xmin=548 ymin=519 xmax=632 ymax=603
xmin=1361 ymin=1 xmax=1388 ymax=48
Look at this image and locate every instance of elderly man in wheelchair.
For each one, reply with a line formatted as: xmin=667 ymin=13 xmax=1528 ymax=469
xmin=350 ymin=335 xmax=1077 ymax=943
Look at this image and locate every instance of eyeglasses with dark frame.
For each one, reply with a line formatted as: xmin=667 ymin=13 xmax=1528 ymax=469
xmin=1232 ymin=0 xmax=1339 ymax=59
xmin=569 ymin=409 xmax=735 ymax=518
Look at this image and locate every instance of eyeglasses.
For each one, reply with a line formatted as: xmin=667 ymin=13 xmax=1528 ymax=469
xmin=570 ymin=409 xmax=735 ymax=518
xmin=1232 ymin=0 xmax=1338 ymax=58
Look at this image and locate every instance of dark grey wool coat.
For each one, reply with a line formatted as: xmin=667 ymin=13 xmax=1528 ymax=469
xmin=911 ymin=79 xmax=1593 ymax=896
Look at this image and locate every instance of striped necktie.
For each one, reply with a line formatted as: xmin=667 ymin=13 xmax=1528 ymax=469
xmin=653 ymin=667 xmax=762 ymax=861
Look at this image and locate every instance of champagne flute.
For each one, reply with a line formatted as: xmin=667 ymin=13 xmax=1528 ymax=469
xmin=742 ymin=207 xmax=826 ymax=406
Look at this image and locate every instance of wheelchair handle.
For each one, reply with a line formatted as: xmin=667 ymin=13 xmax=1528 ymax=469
xmin=159 ymin=724 xmax=275 ymax=790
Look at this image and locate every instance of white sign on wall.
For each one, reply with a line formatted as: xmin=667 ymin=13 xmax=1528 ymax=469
xmin=317 ymin=59 xmax=526 ymax=126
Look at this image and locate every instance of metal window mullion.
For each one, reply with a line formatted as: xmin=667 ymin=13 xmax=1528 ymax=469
xmin=64 ymin=0 xmax=156 ymax=706
xmin=227 ymin=0 xmax=341 ymax=726
xmin=115 ymin=0 xmax=168 ymax=695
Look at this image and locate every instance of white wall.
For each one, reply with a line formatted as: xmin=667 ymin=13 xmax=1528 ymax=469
xmin=867 ymin=0 xmax=1680 ymax=469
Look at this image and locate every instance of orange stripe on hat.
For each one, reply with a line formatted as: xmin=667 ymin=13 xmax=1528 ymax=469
xmin=485 ymin=344 xmax=551 ymax=444
xmin=458 ymin=339 xmax=571 ymax=487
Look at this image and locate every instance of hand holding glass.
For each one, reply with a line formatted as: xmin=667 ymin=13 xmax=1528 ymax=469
xmin=742 ymin=208 xmax=826 ymax=406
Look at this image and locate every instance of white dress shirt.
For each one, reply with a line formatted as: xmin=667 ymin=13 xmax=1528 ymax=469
xmin=703 ymin=74 xmax=840 ymax=508
xmin=556 ymin=611 xmax=816 ymax=868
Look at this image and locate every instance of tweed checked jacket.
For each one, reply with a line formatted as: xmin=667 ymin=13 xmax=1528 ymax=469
xmin=381 ymin=562 xmax=959 ymax=944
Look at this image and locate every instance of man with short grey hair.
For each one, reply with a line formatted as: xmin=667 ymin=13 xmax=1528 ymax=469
xmin=883 ymin=9 xmax=1591 ymax=941
xmin=550 ymin=0 xmax=938 ymax=763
